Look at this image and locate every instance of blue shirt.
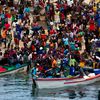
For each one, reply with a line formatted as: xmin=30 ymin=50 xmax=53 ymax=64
xmin=24 ymin=7 xmax=30 ymax=13
xmin=0 ymin=14 xmax=5 ymax=19
xmin=63 ymin=38 xmax=69 ymax=46
xmin=32 ymin=68 xmax=37 ymax=75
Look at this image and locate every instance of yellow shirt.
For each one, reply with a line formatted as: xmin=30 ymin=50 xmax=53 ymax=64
xmin=93 ymin=6 xmax=97 ymax=12
xmin=79 ymin=61 xmax=85 ymax=68
xmin=93 ymin=62 xmax=96 ymax=69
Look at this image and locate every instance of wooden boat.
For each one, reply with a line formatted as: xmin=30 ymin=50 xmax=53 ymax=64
xmin=33 ymin=73 xmax=100 ymax=89
xmin=0 ymin=64 xmax=27 ymax=76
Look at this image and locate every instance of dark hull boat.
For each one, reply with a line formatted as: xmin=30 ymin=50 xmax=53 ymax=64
xmin=0 ymin=64 xmax=27 ymax=76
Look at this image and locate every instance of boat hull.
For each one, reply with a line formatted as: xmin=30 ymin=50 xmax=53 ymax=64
xmin=0 ymin=65 xmax=27 ymax=76
xmin=33 ymin=74 xmax=100 ymax=89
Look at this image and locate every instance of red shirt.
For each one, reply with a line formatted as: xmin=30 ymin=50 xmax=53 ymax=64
xmin=38 ymin=66 xmax=43 ymax=71
xmin=4 ymin=54 xmax=9 ymax=58
xmin=32 ymin=54 xmax=37 ymax=60
xmin=50 ymin=29 xmax=55 ymax=35
xmin=33 ymin=22 xmax=39 ymax=27
xmin=39 ymin=1 xmax=44 ymax=7
xmin=31 ymin=45 xmax=35 ymax=51
xmin=41 ymin=34 xmax=46 ymax=39
xmin=56 ymin=3 xmax=61 ymax=9
xmin=89 ymin=19 xmax=96 ymax=31
xmin=63 ymin=3 xmax=67 ymax=10
xmin=61 ymin=13 xmax=65 ymax=20
xmin=4 ymin=23 xmax=10 ymax=30
xmin=5 ymin=13 xmax=11 ymax=18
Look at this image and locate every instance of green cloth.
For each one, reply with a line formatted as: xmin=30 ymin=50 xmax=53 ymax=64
xmin=12 ymin=15 xmax=15 ymax=22
xmin=7 ymin=67 xmax=15 ymax=71
xmin=3 ymin=65 xmax=16 ymax=71
xmin=79 ymin=32 xmax=84 ymax=36
xmin=57 ymin=59 xmax=61 ymax=66
xmin=64 ymin=67 xmax=70 ymax=77
xmin=1 ymin=19 xmax=5 ymax=28
xmin=75 ymin=47 xmax=80 ymax=51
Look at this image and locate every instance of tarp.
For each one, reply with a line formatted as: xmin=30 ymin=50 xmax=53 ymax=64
xmin=0 ymin=66 xmax=6 ymax=73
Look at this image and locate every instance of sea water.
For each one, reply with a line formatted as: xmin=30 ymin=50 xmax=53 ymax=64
xmin=0 ymin=73 xmax=99 ymax=100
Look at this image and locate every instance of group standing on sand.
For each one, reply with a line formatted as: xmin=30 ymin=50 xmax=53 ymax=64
xmin=0 ymin=0 xmax=100 ymax=77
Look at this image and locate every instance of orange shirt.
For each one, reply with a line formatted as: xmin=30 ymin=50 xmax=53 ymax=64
xmin=52 ymin=59 xmax=57 ymax=68
xmin=77 ymin=37 xmax=82 ymax=42
xmin=50 ymin=43 xmax=54 ymax=48
xmin=1 ymin=30 xmax=7 ymax=39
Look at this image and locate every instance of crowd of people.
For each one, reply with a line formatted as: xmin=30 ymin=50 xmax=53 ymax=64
xmin=0 ymin=0 xmax=100 ymax=77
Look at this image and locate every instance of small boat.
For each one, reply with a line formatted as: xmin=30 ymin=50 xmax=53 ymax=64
xmin=32 ymin=70 xmax=100 ymax=89
xmin=0 ymin=64 xmax=27 ymax=76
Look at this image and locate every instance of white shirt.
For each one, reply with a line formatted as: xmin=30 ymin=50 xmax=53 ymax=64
xmin=70 ymin=32 xmax=74 ymax=38
xmin=96 ymin=56 xmax=100 ymax=60
xmin=28 ymin=53 xmax=32 ymax=60
xmin=91 ymin=38 xmax=98 ymax=42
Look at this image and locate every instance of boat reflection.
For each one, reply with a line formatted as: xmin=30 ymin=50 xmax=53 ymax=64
xmin=98 ymin=90 xmax=100 ymax=100
xmin=68 ymin=90 xmax=76 ymax=99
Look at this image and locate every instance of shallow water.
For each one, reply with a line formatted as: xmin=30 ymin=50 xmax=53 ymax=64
xmin=0 ymin=73 xmax=100 ymax=100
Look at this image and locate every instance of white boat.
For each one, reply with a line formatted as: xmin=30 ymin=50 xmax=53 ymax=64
xmin=33 ymin=74 xmax=100 ymax=89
